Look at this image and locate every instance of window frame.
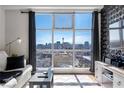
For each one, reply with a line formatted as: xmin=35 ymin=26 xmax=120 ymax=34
xmin=36 ymin=12 xmax=92 ymax=69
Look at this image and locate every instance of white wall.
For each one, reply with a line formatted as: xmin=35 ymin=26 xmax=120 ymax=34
xmin=0 ymin=7 xmax=5 ymax=50
xmin=5 ymin=10 xmax=29 ymax=58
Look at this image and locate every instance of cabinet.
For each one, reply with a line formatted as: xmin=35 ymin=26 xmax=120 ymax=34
xmin=95 ymin=62 xmax=103 ymax=84
xmin=113 ymin=73 xmax=124 ymax=88
xmin=95 ymin=61 xmax=124 ymax=88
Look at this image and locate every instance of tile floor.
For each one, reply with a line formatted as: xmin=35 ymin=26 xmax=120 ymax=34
xmin=24 ymin=74 xmax=101 ymax=88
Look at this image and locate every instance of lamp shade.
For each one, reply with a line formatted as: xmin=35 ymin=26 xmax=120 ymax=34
xmin=5 ymin=37 xmax=22 ymax=56
xmin=17 ymin=37 xmax=21 ymax=44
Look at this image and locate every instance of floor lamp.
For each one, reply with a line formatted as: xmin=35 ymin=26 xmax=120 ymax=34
xmin=6 ymin=37 xmax=21 ymax=56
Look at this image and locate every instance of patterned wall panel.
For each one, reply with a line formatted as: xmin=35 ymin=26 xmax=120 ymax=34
xmin=101 ymin=6 xmax=109 ymax=61
xmin=101 ymin=5 xmax=124 ymax=61
xmin=107 ymin=5 xmax=124 ymax=24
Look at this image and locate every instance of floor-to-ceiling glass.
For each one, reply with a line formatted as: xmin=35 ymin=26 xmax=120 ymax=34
xmin=36 ymin=12 xmax=92 ymax=72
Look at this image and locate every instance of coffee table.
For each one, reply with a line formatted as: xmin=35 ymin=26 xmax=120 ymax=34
xmin=29 ymin=72 xmax=53 ymax=88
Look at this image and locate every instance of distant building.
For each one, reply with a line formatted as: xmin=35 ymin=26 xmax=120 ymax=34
xmin=84 ymin=41 xmax=90 ymax=49
xmin=37 ymin=44 xmax=44 ymax=49
xmin=47 ymin=43 xmax=52 ymax=49
xmin=54 ymin=41 xmax=62 ymax=49
xmin=63 ymin=42 xmax=72 ymax=49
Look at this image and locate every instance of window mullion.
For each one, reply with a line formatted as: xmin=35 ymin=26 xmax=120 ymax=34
xmin=120 ymin=20 xmax=123 ymax=48
xmin=52 ymin=14 xmax=55 ymax=68
xmin=72 ymin=13 xmax=75 ymax=68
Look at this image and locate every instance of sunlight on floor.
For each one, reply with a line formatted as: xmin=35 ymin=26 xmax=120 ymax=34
xmin=54 ymin=74 xmax=101 ymax=88
xmin=24 ymin=74 xmax=101 ymax=88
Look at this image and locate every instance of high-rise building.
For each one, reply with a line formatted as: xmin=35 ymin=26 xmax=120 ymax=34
xmin=56 ymin=41 xmax=61 ymax=49
xmin=84 ymin=41 xmax=90 ymax=49
xmin=62 ymin=37 xmax=64 ymax=49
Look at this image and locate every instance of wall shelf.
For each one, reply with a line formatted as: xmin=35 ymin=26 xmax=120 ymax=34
xmin=102 ymin=74 xmax=113 ymax=82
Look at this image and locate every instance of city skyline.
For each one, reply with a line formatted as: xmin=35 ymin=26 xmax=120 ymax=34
xmin=36 ymin=39 xmax=91 ymax=50
xmin=36 ymin=31 xmax=91 ymax=45
xmin=36 ymin=39 xmax=90 ymax=45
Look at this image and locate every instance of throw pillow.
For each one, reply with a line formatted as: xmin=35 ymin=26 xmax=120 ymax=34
xmin=6 ymin=55 xmax=24 ymax=70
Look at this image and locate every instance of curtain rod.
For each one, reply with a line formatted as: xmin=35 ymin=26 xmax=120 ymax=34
xmin=21 ymin=11 xmax=101 ymax=14
xmin=20 ymin=9 xmax=101 ymax=14
xmin=21 ymin=11 xmax=29 ymax=13
xmin=21 ymin=11 xmax=34 ymax=13
xmin=20 ymin=9 xmax=101 ymax=13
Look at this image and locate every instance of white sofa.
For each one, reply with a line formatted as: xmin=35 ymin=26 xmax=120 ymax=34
xmin=0 ymin=51 xmax=32 ymax=88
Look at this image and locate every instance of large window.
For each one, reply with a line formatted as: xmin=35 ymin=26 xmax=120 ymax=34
xmin=36 ymin=12 xmax=92 ymax=71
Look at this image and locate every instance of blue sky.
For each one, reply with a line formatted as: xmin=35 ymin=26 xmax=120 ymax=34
xmin=36 ymin=13 xmax=92 ymax=45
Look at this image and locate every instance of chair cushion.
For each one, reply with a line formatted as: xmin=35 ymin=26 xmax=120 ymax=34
xmin=0 ymin=51 xmax=8 ymax=71
xmin=6 ymin=55 xmax=25 ymax=70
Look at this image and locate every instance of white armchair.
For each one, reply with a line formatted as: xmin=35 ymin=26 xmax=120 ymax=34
xmin=0 ymin=51 xmax=8 ymax=71
xmin=0 ymin=51 xmax=32 ymax=88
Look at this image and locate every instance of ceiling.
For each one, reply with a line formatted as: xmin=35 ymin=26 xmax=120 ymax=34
xmin=0 ymin=5 xmax=103 ymax=11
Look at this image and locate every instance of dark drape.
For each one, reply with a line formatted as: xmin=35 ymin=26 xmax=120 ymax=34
xmin=90 ymin=11 xmax=100 ymax=72
xmin=29 ymin=11 xmax=36 ymax=74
